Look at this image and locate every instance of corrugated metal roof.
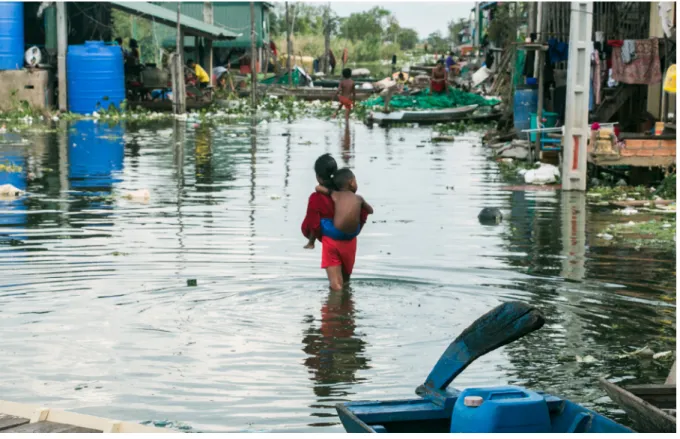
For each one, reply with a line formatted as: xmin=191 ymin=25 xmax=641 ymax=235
xmin=110 ymin=1 xmax=238 ymax=40
xmin=154 ymin=2 xmax=270 ymax=49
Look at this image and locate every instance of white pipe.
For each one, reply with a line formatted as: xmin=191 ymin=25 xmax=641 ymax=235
xmin=533 ymin=2 xmax=543 ymax=77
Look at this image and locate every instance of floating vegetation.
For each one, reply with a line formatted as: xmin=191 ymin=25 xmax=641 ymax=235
xmin=0 ymin=162 xmax=23 ymax=173
xmin=601 ymin=218 xmax=676 ymax=251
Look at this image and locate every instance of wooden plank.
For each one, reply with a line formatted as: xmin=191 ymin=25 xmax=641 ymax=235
xmin=627 ymin=384 xmax=676 ymax=409
xmin=0 ymin=414 xmax=28 ymax=431
xmin=600 ymin=378 xmax=676 ymax=433
xmin=2 ymin=421 xmax=101 ymax=433
xmin=667 ymin=361 xmax=676 ymax=385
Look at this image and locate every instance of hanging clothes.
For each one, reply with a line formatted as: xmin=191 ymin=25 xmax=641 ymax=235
xmin=547 ymin=39 xmax=569 ymax=64
xmin=523 ymin=50 xmax=535 ymax=77
xmin=621 ymin=40 xmax=636 ymax=64
xmin=611 ymin=38 xmax=662 ymax=85
xmin=659 ymin=2 xmax=675 ymax=38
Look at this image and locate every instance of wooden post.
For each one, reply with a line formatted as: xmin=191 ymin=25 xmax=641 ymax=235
xmin=534 ymin=2 xmax=543 ymax=77
xmin=250 ymin=2 xmax=257 ymax=107
xmin=204 ymin=2 xmax=214 ymax=79
xmin=56 ymin=1 xmax=67 ymax=112
xmin=172 ymin=4 xmax=186 ymax=114
xmin=285 ymin=1 xmax=292 ymax=87
xmin=323 ymin=4 xmax=330 ymax=75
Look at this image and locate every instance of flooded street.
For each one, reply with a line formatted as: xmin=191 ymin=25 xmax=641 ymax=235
xmin=0 ymin=118 xmax=675 ymax=432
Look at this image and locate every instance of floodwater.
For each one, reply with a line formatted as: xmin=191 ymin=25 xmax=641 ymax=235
xmin=0 ymin=118 xmax=675 ymax=432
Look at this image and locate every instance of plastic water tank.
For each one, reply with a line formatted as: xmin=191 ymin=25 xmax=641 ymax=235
xmin=67 ymin=41 xmax=125 ymax=115
xmin=450 ymin=386 xmax=551 ymax=433
xmin=68 ymin=120 xmax=124 ymax=190
xmin=0 ymin=2 xmax=25 ymax=70
xmin=513 ymin=86 xmax=538 ymax=137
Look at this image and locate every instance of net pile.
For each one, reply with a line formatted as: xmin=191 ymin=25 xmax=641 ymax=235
xmin=362 ymin=87 xmax=500 ymax=110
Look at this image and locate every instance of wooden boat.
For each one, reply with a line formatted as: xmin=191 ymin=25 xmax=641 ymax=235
xmin=0 ymin=400 xmax=173 ymax=433
xmin=599 ymin=362 xmax=676 ymax=433
xmin=258 ymin=86 xmax=374 ymax=102
xmin=367 ymin=105 xmax=502 ymax=127
xmin=336 ymin=302 xmax=635 ymax=433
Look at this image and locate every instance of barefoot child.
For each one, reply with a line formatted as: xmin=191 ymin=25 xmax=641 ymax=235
xmin=333 ymin=68 xmax=356 ymax=121
xmin=314 ymin=168 xmax=373 ymax=290
xmin=301 ymin=155 xmax=371 ymax=290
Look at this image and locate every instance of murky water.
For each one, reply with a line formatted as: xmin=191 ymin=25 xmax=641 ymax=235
xmin=0 ymin=118 xmax=675 ymax=432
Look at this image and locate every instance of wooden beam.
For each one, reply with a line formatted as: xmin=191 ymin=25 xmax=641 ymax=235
xmin=286 ymin=2 xmax=292 ymax=87
xmin=250 ymin=2 xmax=257 ymax=107
xmin=204 ymin=2 xmax=214 ymax=79
xmin=56 ymin=2 xmax=67 ymax=112
xmin=172 ymin=5 xmax=186 ymax=114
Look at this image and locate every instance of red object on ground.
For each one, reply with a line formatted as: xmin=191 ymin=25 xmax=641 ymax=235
xmin=321 ymin=236 xmax=357 ymax=275
xmin=301 ymin=192 xmax=368 ymax=241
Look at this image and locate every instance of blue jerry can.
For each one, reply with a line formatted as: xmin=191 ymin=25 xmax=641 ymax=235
xmin=450 ymin=386 xmax=552 ymax=433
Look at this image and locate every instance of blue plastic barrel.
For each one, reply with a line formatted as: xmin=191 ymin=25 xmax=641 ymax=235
xmin=0 ymin=2 xmax=24 ymax=70
xmin=513 ymin=87 xmax=538 ymax=136
xmin=68 ymin=120 xmax=125 ymax=190
xmin=67 ymin=41 xmax=125 ymax=115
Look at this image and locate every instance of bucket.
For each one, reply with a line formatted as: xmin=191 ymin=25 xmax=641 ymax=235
xmin=529 ymin=112 xmax=559 ymax=142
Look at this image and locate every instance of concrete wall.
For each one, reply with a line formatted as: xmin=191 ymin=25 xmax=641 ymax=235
xmin=647 ymin=2 xmax=676 ymax=119
xmin=0 ymin=70 xmax=54 ymax=112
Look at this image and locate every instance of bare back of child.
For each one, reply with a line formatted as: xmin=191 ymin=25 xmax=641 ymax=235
xmin=334 ymin=68 xmax=356 ymax=121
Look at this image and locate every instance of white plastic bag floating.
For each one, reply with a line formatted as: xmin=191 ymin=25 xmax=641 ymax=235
xmin=524 ymin=163 xmax=561 ymax=185
xmin=0 ymin=184 xmax=23 ymax=198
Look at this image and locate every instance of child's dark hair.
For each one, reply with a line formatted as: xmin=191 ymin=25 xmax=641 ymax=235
xmin=342 ymin=68 xmax=352 ymax=79
xmin=398 ymin=72 xmax=405 ymax=80
xmin=314 ymin=153 xmax=337 ymax=189
xmin=187 ymin=58 xmax=195 ymax=66
xmin=332 ymin=168 xmax=355 ymax=190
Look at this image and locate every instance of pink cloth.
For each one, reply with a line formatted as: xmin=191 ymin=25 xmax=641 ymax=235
xmin=612 ymin=38 xmax=662 ymax=85
xmin=592 ymin=50 xmax=601 ymax=105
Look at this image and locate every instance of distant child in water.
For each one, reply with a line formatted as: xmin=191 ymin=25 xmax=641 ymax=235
xmin=334 ymin=68 xmax=356 ymax=121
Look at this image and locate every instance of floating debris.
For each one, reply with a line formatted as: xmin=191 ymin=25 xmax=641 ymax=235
xmin=187 ymin=279 xmax=197 ymax=287
xmin=121 ymin=189 xmax=150 ymax=202
xmin=576 ymin=355 xmax=597 ymax=364
xmin=0 ymin=183 xmax=23 ymax=198
xmin=653 ymin=351 xmax=673 ymax=360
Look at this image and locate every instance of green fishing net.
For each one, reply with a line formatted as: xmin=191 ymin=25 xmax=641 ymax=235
xmin=362 ymin=87 xmax=500 ymax=110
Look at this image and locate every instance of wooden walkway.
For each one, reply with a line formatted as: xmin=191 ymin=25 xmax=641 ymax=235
xmin=0 ymin=400 xmax=173 ymax=433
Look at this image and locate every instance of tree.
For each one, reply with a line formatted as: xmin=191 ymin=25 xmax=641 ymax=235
xmin=447 ymin=18 xmax=467 ymax=45
xmin=397 ymin=28 xmax=418 ymax=50
xmin=339 ymin=7 xmax=391 ymax=42
xmin=427 ymin=31 xmax=448 ymax=53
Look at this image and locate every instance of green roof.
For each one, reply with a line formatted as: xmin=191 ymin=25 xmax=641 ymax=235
xmin=110 ymin=1 xmax=238 ymax=40
xmin=154 ymin=2 xmax=271 ymax=49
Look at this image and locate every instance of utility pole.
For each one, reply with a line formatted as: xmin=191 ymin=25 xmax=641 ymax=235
xmin=250 ymin=2 xmax=257 ymax=107
xmin=56 ymin=1 xmax=67 ymax=112
xmin=562 ymin=2 xmax=593 ymax=191
xmin=286 ymin=1 xmax=292 ymax=87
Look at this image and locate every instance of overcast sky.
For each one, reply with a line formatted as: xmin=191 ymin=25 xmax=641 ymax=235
xmin=328 ymin=1 xmax=475 ymax=39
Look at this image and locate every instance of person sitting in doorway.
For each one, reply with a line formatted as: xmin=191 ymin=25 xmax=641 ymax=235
xmin=187 ymin=59 xmax=210 ymax=89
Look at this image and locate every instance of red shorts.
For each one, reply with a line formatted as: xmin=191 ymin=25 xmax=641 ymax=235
xmin=338 ymin=95 xmax=353 ymax=109
xmin=321 ymin=236 xmax=357 ymax=275
xmin=431 ymin=80 xmax=446 ymax=93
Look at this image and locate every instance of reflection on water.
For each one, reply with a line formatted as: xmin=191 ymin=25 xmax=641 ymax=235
xmin=0 ymin=118 xmax=674 ymax=432
xmin=303 ymin=288 xmax=369 ymax=427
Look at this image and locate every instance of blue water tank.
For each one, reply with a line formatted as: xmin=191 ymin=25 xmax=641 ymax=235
xmin=514 ymin=87 xmax=538 ymax=136
xmin=68 ymin=120 xmax=124 ymax=190
xmin=450 ymin=386 xmax=551 ymax=433
xmin=67 ymin=41 xmax=125 ymax=115
xmin=0 ymin=2 xmax=24 ymax=70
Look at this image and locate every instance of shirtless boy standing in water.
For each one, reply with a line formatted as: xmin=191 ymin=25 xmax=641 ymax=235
xmin=334 ymin=68 xmax=356 ymax=121
xmin=313 ymin=168 xmax=373 ymax=290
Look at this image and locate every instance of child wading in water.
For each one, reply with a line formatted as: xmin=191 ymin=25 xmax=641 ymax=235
xmin=301 ymin=155 xmax=372 ymax=290
xmin=334 ymin=68 xmax=356 ymax=121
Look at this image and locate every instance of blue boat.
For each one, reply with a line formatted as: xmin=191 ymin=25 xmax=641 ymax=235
xmin=336 ymin=302 xmax=635 ymax=433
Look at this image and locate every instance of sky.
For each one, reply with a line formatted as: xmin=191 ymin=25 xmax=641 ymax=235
xmin=328 ymin=1 xmax=476 ymax=39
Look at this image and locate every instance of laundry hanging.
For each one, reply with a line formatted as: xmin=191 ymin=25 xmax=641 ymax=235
xmin=611 ymin=38 xmax=662 ymax=85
